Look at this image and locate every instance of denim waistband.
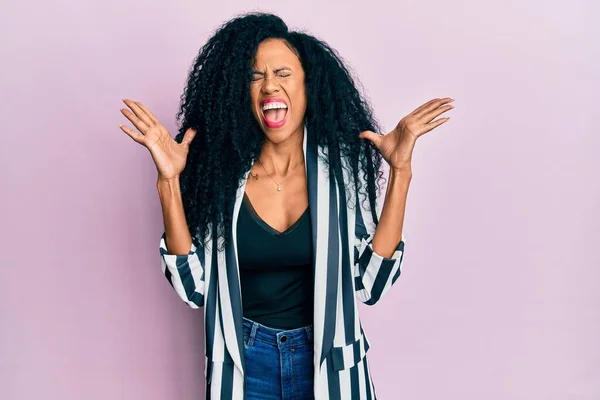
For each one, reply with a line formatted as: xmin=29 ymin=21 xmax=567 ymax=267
xmin=242 ymin=317 xmax=313 ymax=349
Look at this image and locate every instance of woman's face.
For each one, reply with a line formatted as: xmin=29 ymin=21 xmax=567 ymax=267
xmin=250 ymin=38 xmax=307 ymax=144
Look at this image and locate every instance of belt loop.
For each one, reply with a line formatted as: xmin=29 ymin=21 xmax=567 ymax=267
xmin=247 ymin=321 xmax=259 ymax=347
xmin=305 ymin=325 xmax=313 ymax=342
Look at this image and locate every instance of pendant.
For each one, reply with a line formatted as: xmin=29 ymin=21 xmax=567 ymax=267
xmin=277 ymin=186 xmax=281 ymax=191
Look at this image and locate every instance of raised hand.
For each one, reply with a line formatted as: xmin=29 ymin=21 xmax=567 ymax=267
xmin=119 ymin=99 xmax=196 ymax=180
xmin=359 ymin=97 xmax=454 ymax=171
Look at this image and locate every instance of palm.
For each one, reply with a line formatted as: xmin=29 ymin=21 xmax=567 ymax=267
xmin=145 ymin=126 xmax=189 ymax=178
xmin=119 ymin=99 xmax=196 ymax=179
xmin=375 ymin=128 xmax=408 ymax=168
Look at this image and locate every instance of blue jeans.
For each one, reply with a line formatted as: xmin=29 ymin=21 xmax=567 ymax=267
xmin=243 ymin=317 xmax=315 ymax=399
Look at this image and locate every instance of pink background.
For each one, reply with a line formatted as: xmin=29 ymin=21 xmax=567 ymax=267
xmin=1 ymin=1 xmax=598 ymax=399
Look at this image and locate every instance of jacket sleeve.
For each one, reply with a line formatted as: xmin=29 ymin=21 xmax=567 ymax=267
xmin=353 ymin=193 xmax=406 ymax=306
xmin=159 ymin=233 xmax=205 ymax=309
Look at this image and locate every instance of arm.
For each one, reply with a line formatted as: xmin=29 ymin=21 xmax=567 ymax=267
xmin=158 ymin=177 xmax=192 ymax=254
xmin=355 ymin=97 xmax=454 ymax=304
xmin=158 ymin=177 xmax=205 ymax=309
xmin=371 ymin=168 xmax=411 ymax=258
xmin=119 ymin=98 xmax=203 ymax=308
xmin=352 ymin=171 xmax=407 ymax=306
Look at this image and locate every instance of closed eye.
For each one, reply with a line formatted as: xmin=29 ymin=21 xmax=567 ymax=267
xmin=251 ymin=68 xmax=292 ymax=81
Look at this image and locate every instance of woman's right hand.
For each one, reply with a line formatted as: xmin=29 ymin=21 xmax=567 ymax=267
xmin=119 ymin=99 xmax=196 ymax=180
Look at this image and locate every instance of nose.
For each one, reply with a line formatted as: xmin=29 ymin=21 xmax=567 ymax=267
xmin=261 ymin=75 xmax=279 ymax=95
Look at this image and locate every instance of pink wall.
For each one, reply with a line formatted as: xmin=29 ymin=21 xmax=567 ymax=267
xmin=1 ymin=1 xmax=598 ymax=399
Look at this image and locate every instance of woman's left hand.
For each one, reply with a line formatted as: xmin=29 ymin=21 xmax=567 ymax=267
xmin=359 ymin=97 xmax=454 ymax=172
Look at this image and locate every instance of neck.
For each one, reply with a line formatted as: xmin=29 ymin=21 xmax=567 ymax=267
xmin=259 ymin=125 xmax=305 ymax=176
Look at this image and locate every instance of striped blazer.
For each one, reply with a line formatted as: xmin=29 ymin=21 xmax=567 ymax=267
xmin=159 ymin=127 xmax=406 ymax=399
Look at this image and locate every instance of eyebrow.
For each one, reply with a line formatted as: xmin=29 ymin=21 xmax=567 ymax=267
xmin=252 ymin=67 xmax=292 ymax=74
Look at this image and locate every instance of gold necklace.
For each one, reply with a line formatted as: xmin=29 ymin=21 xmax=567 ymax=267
xmin=257 ymin=157 xmax=289 ymax=192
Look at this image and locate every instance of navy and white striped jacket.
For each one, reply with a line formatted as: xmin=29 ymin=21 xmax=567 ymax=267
xmin=159 ymin=127 xmax=406 ymax=399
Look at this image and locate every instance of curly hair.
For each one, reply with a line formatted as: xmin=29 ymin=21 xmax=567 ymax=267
xmin=174 ymin=12 xmax=383 ymax=248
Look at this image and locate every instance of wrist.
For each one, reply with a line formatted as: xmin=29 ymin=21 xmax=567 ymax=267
xmin=387 ymin=168 xmax=412 ymax=195
xmin=157 ymin=176 xmax=181 ymax=197
xmin=157 ymin=175 xmax=180 ymax=185
xmin=390 ymin=165 xmax=412 ymax=178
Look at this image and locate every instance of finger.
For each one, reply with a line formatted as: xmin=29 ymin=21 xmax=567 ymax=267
xmin=411 ymin=98 xmax=440 ymax=115
xmin=422 ymin=117 xmax=450 ymax=134
xmin=121 ymin=108 xmax=149 ymax=133
xmin=119 ymin=124 xmax=145 ymax=144
xmin=413 ymin=97 xmax=452 ymax=118
xmin=134 ymin=101 xmax=160 ymax=125
xmin=422 ymin=104 xmax=454 ymax=123
xmin=123 ymin=99 xmax=154 ymax=127
xmin=180 ymin=128 xmax=197 ymax=148
xmin=358 ymin=130 xmax=383 ymax=147
xmin=413 ymin=97 xmax=453 ymax=119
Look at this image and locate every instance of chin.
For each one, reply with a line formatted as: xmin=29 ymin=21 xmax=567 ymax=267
xmin=262 ymin=127 xmax=295 ymax=144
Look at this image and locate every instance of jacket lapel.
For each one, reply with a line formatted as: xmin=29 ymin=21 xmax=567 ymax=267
xmin=218 ymin=168 xmax=250 ymax=372
xmin=304 ymin=126 xmax=339 ymax=369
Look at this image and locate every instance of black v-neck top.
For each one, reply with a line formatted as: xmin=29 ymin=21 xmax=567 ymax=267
xmin=236 ymin=193 xmax=314 ymax=330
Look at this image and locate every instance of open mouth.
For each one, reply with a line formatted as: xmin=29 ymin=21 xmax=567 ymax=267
xmin=261 ymin=98 xmax=288 ymax=129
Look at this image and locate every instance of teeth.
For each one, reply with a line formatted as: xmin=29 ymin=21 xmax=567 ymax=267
xmin=262 ymin=102 xmax=288 ymax=111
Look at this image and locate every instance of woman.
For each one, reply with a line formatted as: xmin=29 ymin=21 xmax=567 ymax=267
xmin=120 ymin=12 xmax=452 ymax=400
